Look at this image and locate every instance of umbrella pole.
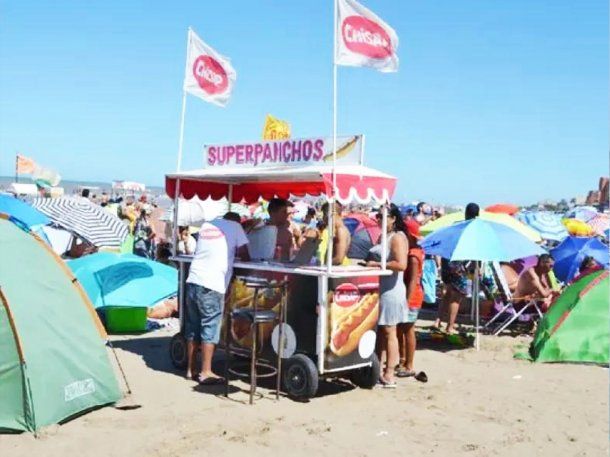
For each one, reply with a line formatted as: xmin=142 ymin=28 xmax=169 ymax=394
xmin=474 ymin=262 xmax=480 ymax=351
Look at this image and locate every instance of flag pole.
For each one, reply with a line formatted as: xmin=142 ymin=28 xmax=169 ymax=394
xmin=176 ymin=28 xmax=191 ymax=172
xmin=327 ymin=0 xmax=338 ymax=273
xmin=176 ymin=91 xmax=187 ymax=172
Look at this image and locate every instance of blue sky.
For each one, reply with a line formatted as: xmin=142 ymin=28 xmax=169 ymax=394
xmin=0 ymin=0 xmax=607 ymax=205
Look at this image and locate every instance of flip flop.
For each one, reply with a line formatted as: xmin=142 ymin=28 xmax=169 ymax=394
xmin=395 ymin=368 xmax=416 ymax=378
xmin=414 ymin=371 xmax=428 ymax=383
xmin=382 ymin=381 xmax=397 ymax=389
xmin=197 ymin=376 xmax=224 ymax=385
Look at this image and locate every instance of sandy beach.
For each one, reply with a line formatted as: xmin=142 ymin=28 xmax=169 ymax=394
xmin=1 ymin=321 xmax=607 ymax=457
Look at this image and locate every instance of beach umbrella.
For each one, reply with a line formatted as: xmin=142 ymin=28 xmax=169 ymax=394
xmin=485 ymin=203 xmax=519 ymax=215
xmin=420 ymin=218 xmax=545 ymax=349
xmin=588 ymin=214 xmax=610 ymax=237
xmin=0 ymin=194 xmax=49 ymax=228
xmin=562 ymin=218 xmax=594 ymax=237
xmin=68 ymin=252 xmax=177 ymax=309
xmin=516 ymin=211 xmax=568 ymax=242
xmin=32 ymin=197 xmax=129 ymax=248
xmin=420 ymin=210 xmax=542 ymax=242
xmin=550 ymin=236 xmax=609 ymax=283
xmin=566 ymin=206 xmax=598 ymax=222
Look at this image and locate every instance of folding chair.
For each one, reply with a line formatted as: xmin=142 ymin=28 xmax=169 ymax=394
xmin=484 ymin=262 xmax=544 ymax=335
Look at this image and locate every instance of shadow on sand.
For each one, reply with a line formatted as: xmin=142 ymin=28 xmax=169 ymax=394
xmin=112 ymin=334 xmax=357 ymax=402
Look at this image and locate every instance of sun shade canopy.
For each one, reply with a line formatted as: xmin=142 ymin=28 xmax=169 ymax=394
xmin=166 ymin=164 xmax=397 ymax=205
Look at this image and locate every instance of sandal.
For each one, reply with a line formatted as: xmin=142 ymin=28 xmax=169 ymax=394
xmin=395 ymin=368 xmax=416 ymax=378
xmin=414 ymin=371 xmax=428 ymax=383
xmin=197 ymin=375 xmax=225 ymax=385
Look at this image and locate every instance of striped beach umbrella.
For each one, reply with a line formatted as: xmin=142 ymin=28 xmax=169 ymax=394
xmin=32 ymin=197 xmax=129 ymax=248
xmin=588 ymin=214 xmax=610 ymax=237
xmin=516 ymin=211 xmax=568 ymax=242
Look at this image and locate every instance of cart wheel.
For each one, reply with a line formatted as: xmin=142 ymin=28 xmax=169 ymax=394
xmin=169 ymin=333 xmax=188 ymax=369
xmin=350 ymin=353 xmax=380 ymax=389
xmin=282 ymin=354 xmax=318 ymax=399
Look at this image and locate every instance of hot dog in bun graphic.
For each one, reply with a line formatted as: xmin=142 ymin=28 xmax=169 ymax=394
xmin=329 ymin=283 xmax=379 ymax=357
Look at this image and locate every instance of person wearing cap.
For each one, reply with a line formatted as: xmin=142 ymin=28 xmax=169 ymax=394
xmin=396 ymin=219 xmax=425 ymax=378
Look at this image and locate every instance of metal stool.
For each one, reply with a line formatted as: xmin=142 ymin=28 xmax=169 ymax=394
xmin=224 ymin=276 xmax=288 ymax=404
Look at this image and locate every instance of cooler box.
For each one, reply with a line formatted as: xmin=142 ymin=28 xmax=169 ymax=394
xmin=104 ymin=306 xmax=148 ymax=333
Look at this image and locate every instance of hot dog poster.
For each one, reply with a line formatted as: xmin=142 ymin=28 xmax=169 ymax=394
xmin=225 ymin=268 xmax=380 ymax=371
xmin=326 ymin=279 xmax=380 ymax=369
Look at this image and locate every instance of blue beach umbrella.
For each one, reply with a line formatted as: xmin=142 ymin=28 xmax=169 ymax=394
xmin=516 ymin=211 xmax=568 ymax=242
xmin=0 ymin=194 xmax=49 ymax=228
xmin=68 ymin=252 xmax=177 ymax=309
xmin=550 ymin=236 xmax=609 ymax=283
xmin=420 ymin=218 xmax=545 ymax=349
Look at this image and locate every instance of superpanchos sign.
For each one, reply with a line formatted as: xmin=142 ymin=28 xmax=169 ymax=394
xmin=205 ymin=135 xmax=363 ymax=168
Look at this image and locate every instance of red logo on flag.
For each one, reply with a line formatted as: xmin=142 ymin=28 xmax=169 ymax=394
xmin=342 ymin=16 xmax=393 ymax=59
xmin=192 ymin=55 xmax=228 ymax=95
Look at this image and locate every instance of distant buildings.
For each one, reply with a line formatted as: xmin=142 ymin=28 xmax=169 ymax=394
xmin=585 ymin=177 xmax=609 ymax=210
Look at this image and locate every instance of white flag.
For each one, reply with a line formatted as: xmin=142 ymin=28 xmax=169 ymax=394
xmin=183 ymin=29 xmax=236 ymax=107
xmin=335 ymin=0 xmax=399 ymax=73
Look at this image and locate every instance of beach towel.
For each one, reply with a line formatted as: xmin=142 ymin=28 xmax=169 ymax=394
xmin=422 ymin=258 xmax=437 ymax=303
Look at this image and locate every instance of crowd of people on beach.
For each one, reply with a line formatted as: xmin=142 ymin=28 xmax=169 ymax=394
xmin=72 ymin=189 xmax=606 ymax=387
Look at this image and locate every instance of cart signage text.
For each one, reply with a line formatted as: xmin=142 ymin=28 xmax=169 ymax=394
xmin=205 ymin=135 xmax=363 ymax=168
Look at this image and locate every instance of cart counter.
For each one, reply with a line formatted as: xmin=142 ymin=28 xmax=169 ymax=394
xmin=173 ymin=256 xmax=391 ymax=375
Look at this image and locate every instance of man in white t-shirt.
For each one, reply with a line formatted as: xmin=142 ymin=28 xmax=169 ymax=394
xmin=185 ymin=212 xmax=249 ymax=384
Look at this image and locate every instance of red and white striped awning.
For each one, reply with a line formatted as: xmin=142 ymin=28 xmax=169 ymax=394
xmin=166 ymin=164 xmax=396 ymax=205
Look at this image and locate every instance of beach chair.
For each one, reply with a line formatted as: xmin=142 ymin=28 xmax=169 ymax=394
xmin=484 ymin=262 xmax=543 ymax=335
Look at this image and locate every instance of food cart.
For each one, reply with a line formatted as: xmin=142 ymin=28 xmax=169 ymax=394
xmin=166 ymin=135 xmax=397 ymax=398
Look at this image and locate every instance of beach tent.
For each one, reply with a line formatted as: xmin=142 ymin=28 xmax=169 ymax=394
xmin=529 ymin=270 xmax=609 ymax=364
xmin=344 ymin=213 xmax=381 ymax=260
xmin=0 ymin=194 xmax=49 ymax=228
xmin=0 ymin=216 xmax=121 ymax=432
xmin=68 ymin=253 xmax=177 ymax=309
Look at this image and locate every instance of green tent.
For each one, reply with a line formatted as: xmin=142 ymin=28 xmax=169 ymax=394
xmin=529 ymin=269 xmax=609 ymax=365
xmin=0 ymin=216 xmax=121 ymax=432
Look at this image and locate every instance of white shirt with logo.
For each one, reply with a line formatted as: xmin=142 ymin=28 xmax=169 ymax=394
xmin=186 ymin=219 xmax=248 ymax=294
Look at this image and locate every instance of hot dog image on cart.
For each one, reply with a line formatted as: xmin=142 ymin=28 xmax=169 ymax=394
xmin=167 ymin=134 xmax=397 ymax=399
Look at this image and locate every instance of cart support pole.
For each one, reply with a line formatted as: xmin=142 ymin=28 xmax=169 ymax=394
xmin=227 ymin=184 xmax=233 ymax=212
xmin=381 ymin=204 xmax=388 ymax=270
xmin=317 ymin=276 xmax=328 ymax=375
xmin=475 ymin=262 xmax=480 ymax=351
xmin=328 ymin=0 xmax=338 ymax=275
xmin=172 ymin=178 xmax=181 ymax=257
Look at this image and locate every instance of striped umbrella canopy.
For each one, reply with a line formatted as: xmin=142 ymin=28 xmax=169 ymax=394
xmin=32 ymin=197 xmax=129 ymax=248
xmin=420 ymin=211 xmax=542 ymax=242
xmin=588 ymin=214 xmax=610 ymax=237
xmin=566 ymin=206 xmax=598 ymax=222
xmin=516 ymin=211 xmax=568 ymax=242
